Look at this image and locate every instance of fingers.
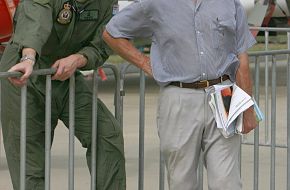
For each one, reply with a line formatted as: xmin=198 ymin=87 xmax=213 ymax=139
xmin=241 ymin=110 xmax=258 ymax=134
xmin=8 ymin=62 xmax=33 ymax=86
xmin=52 ymin=64 xmax=71 ymax=81
xmin=52 ymin=61 xmax=65 ymax=80
xmin=241 ymin=122 xmax=257 ymax=134
xmin=52 ymin=59 xmax=77 ymax=81
xmin=8 ymin=77 xmax=28 ymax=87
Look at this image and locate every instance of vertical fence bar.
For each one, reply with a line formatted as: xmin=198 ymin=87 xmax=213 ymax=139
xmin=119 ymin=66 xmax=126 ymax=129
xmin=45 ymin=75 xmax=52 ymax=190
xmin=119 ymin=63 xmax=132 ymax=129
xmin=138 ymin=69 xmax=145 ymax=190
xmin=20 ymin=85 xmax=27 ymax=190
xmin=265 ymin=30 xmax=270 ymax=144
xmin=254 ymin=56 xmax=260 ymax=190
xmin=69 ymin=75 xmax=75 ymax=190
xmin=91 ymin=70 xmax=98 ymax=190
xmin=270 ymin=56 xmax=277 ymax=190
xmin=287 ymin=31 xmax=290 ymax=190
xmin=107 ymin=65 xmax=121 ymax=123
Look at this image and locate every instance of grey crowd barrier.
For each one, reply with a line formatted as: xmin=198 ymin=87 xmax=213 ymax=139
xmin=2 ymin=27 xmax=290 ymax=190
xmin=0 ymin=65 xmax=120 ymax=190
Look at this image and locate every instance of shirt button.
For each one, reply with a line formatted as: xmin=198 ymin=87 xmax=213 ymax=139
xmin=200 ymin=51 xmax=204 ymax=55
xmin=197 ymin=31 xmax=200 ymax=34
xmin=202 ymin=73 xmax=206 ymax=76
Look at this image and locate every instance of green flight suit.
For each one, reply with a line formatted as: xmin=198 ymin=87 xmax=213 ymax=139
xmin=0 ymin=0 xmax=126 ymax=189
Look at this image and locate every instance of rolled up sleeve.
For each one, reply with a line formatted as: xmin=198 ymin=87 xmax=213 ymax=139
xmin=106 ymin=1 xmax=152 ymax=39
xmin=235 ymin=0 xmax=256 ymax=54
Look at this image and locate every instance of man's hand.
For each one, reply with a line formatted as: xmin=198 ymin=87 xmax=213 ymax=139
xmin=8 ymin=60 xmax=34 ymax=87
xmin=8 ymin=47 xmax=36 ymax=87
xmin=140 ymin=57 xmax=153 ymax=77
xmin=242 ymin=107 xmax=258 ymax=134
xmin=51 ymin=54 xmax=87 ymax=81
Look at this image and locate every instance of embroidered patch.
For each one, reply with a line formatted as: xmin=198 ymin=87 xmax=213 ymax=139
xmin=57 ymin=2 xmax=73 ymax=25
xmin=79 ymin=10 xmax=99 ymax=21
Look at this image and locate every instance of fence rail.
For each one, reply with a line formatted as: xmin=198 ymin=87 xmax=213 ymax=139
xmin=1 ymin=27 xmax=290 ymax=190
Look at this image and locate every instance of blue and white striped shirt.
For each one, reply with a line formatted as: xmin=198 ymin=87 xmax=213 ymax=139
xmin=106 ymin=0 xmax=256 ymax=86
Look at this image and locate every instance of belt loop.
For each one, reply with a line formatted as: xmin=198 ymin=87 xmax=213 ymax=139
xmin=179 ymin=82 xmax=183 ymax=88
xmin=220 ymin=76 xmax=223 ymax=83
xmin=206 ymin=80 xmax=209 ymax=87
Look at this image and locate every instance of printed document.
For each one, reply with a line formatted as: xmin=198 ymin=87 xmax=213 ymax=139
xmin=208 ymin=83 xmax=263 ymax=138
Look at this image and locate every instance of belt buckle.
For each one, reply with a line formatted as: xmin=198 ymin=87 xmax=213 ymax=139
xmin=199 ymin=80 xmax=209 ymax=88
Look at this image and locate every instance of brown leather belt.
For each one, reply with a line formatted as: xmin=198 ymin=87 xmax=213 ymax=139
xmin=169 ymin=75 xmax=229 ymax=89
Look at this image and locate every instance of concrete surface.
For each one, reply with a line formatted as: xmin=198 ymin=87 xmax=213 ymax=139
xmin=0 ymin=72 xmax=289 ymax=190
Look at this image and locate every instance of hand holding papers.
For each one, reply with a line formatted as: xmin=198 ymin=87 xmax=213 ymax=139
xmin=208 ymin=83 xmax=263 ymax=138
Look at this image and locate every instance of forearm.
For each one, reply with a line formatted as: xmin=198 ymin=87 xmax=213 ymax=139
xmin=102 ymin=30 xmax=151 ymax=75
xmin=22 ymin=48 xmax=36 ymax=58
xmin=236 ymin=52 xmax=258 ymax=133
xmin=236 ymin=52 xmax=253 ymax=96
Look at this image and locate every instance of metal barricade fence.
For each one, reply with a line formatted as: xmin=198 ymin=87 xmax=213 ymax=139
xmin=1 ymin=27 xmax=290 ymax=190
xmin=120 ymin=50 xmax=290 ymax=190
xmin=0 ymin=65 xmax=121 ymax=190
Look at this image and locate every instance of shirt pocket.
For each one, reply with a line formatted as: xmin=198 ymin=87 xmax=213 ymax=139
xmin=211 ymin=17 xmax=236 ymax=49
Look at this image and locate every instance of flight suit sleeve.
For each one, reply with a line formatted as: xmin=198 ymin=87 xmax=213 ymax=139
xmin=77 ymin=0 xmax=117 ymax=70
xmin=12 ymin=0 xmax=53 ymax=57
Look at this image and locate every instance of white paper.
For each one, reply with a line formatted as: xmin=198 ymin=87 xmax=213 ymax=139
xmin=209 ymin=83 xmax=257 ymax=138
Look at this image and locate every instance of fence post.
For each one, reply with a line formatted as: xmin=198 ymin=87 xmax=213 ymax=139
xmin=45 ymin=75 xmax=52 ymax=190
xmin=69 ymin=74 xmax=75 ymax=190
xmin=20 ymin=85 xmax=27 ymax=190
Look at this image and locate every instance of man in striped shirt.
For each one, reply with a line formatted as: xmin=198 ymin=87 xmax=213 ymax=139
xmin=103 ymin=0 xmax=257 ymax=189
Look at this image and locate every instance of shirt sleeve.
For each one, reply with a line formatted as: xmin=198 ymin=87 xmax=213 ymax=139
xmin=235 ymin=0 xmax=256 ymax=54
xmin=106 ymin=1 xmax=153 ymax=39
xmin=12 ymin=0 xmax=52 ymax=56
xmin=77 ymin=0 xmax=118 ymax=70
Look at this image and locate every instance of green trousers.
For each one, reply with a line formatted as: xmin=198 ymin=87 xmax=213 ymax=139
xmin=0 ymin=48 xmax=126 ymax=190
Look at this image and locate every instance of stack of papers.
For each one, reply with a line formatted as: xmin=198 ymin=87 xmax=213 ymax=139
xmin=208 ymin=83 xmax=263 ymax=138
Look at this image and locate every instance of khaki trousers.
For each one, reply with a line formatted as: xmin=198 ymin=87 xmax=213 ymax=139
xmin=157 ymin=85 xmax=242 ymax=190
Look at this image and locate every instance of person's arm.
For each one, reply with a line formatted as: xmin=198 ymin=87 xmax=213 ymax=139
xmin=7 ymin=0 xmax=52 ymax=86
xmin=13 ymin=0 xmax=52 ymax=56
xmin=103 ymin=30 xmax=152 ymax=76
xmin=8 ymin=48 xmax=36 ymax=86
xmin=101 ymin=1 xmax=152 ymax=76
xmin=51 ymin=53 xmax=87 ymax=81
xmin=236 ymin=52 xmax=257 ymax=134
xmin=51 ymin=0 xmax=117 ymax=81
xmin=76 ymin=0 xmax=118 ymax=71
